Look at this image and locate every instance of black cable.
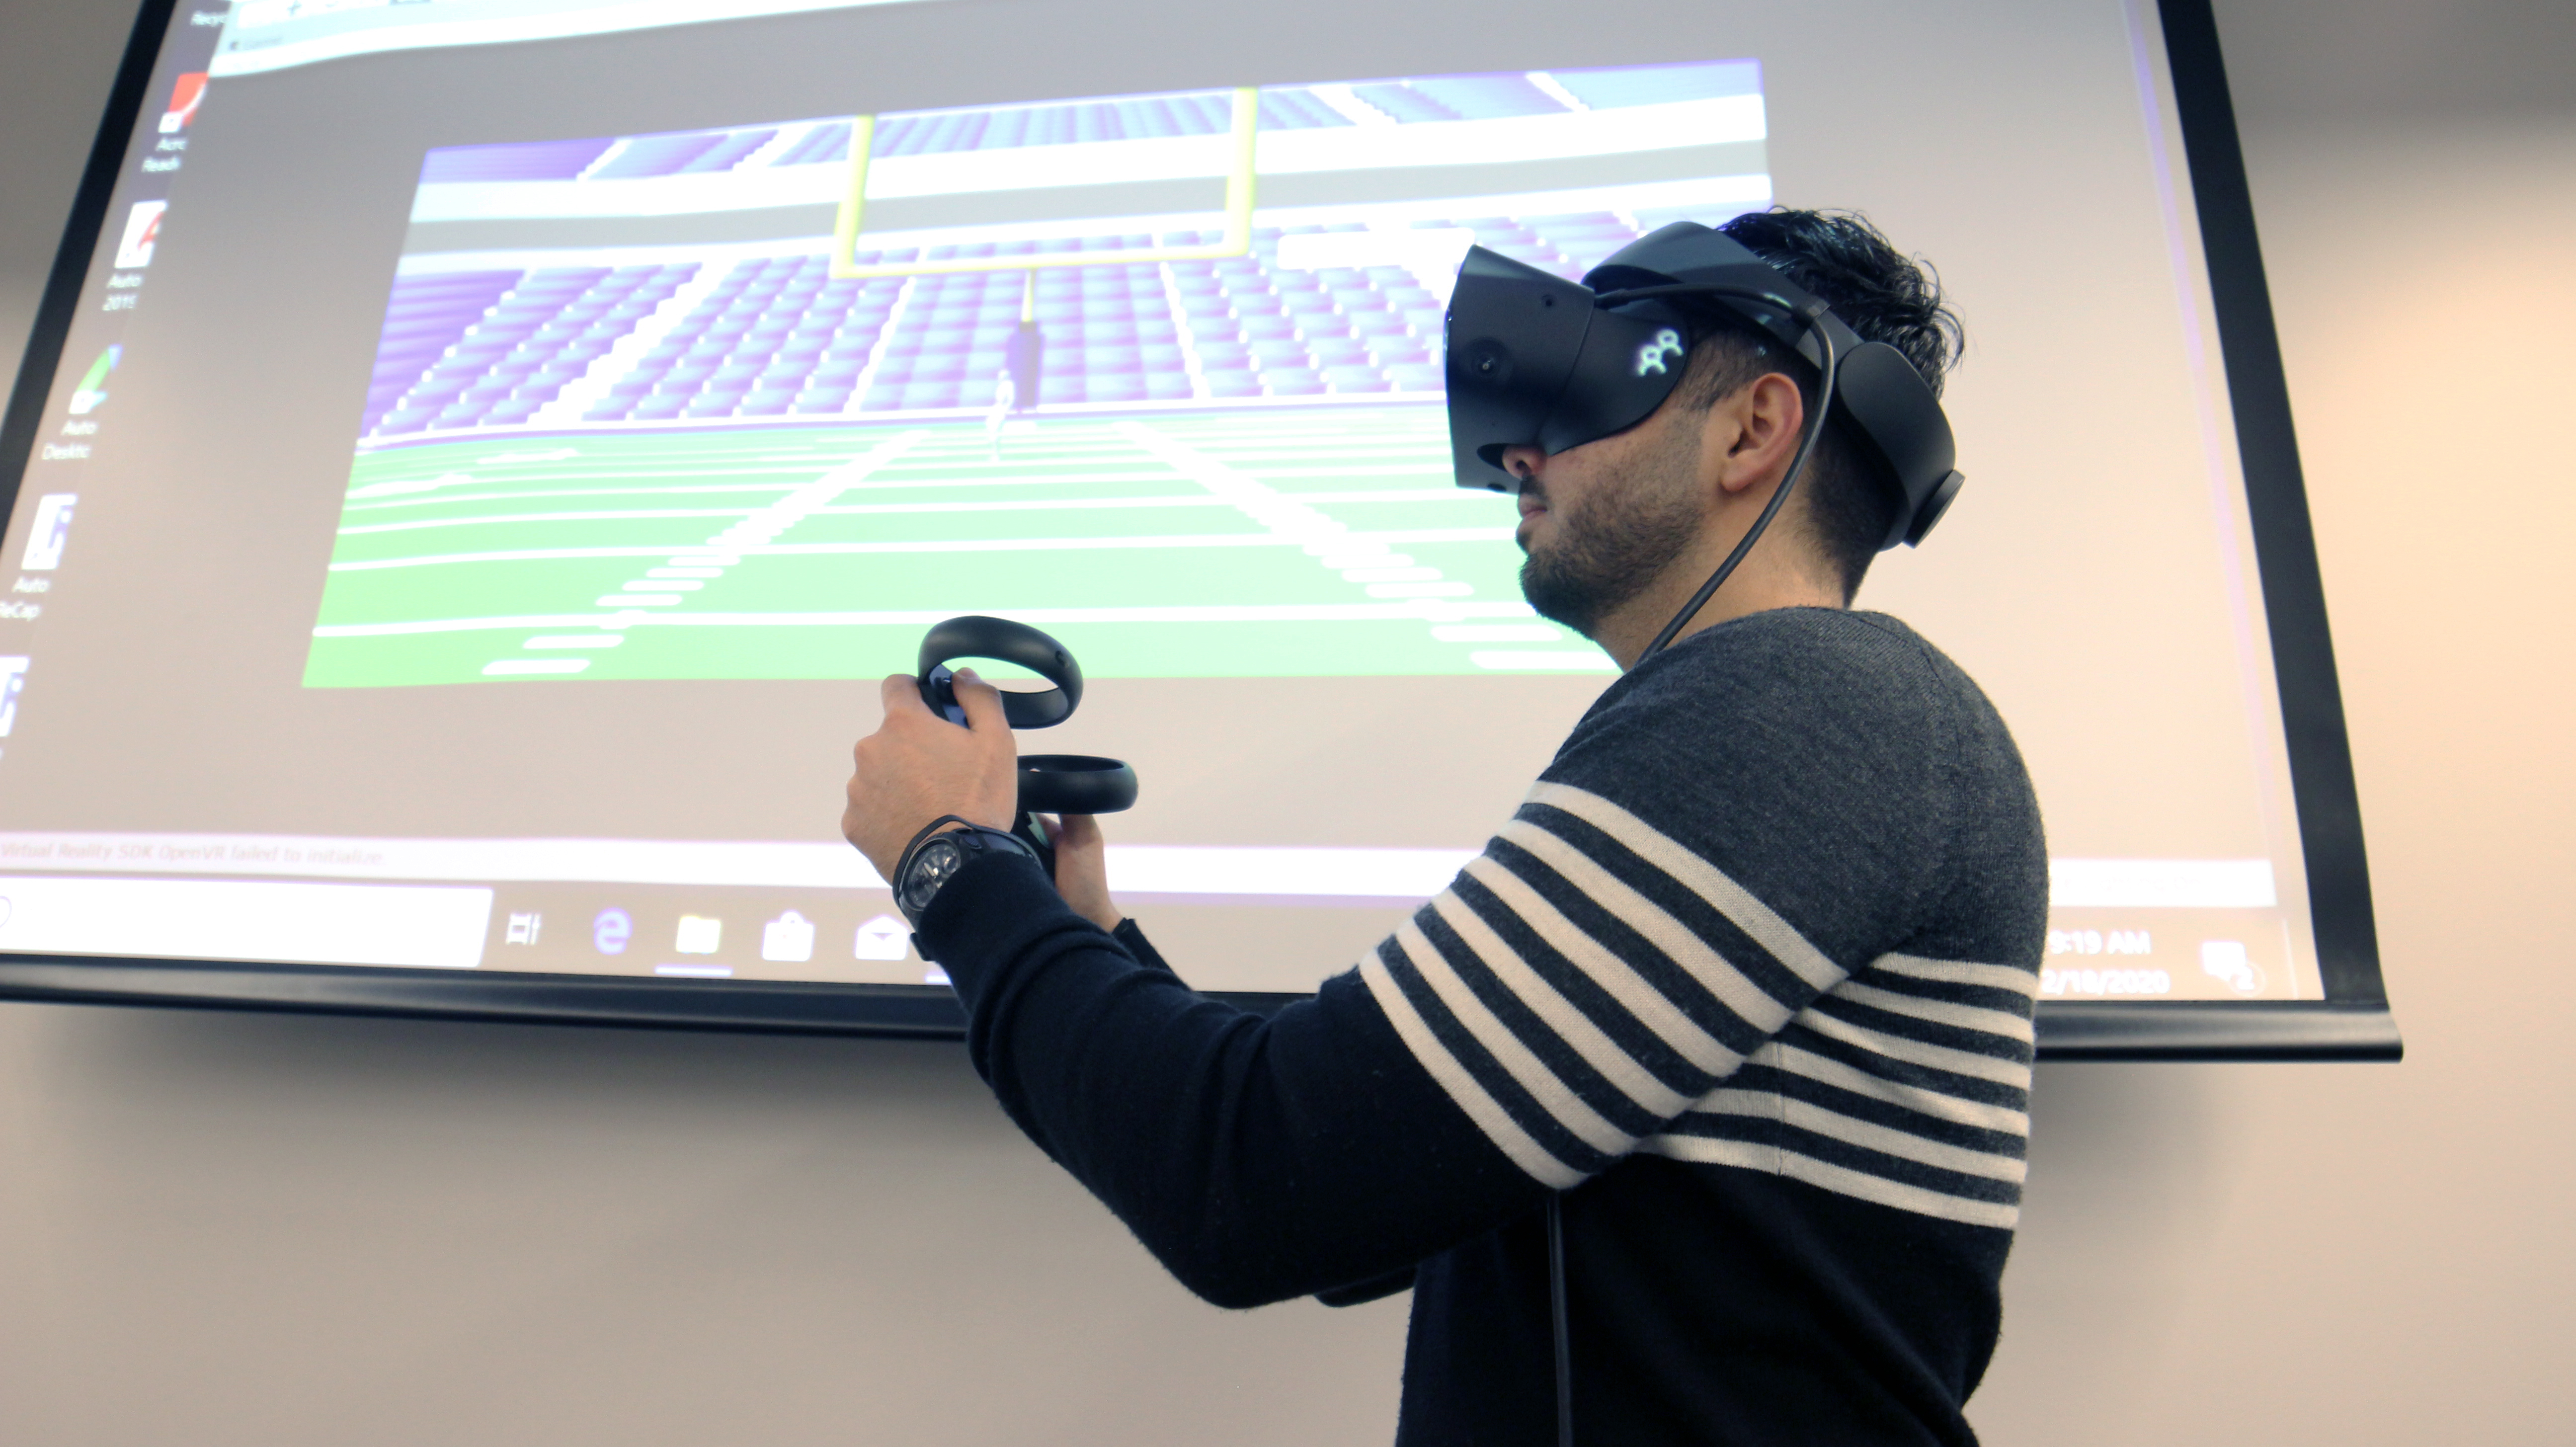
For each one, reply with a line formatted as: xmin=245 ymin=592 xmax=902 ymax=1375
xmin=1530 ymin=288 xmax=1842 ymax=1447
xmin=1589 ymin=285 xmax=1844 ymax=663
xmin=1548 ymin=1193 xmax=1573 ymax=1447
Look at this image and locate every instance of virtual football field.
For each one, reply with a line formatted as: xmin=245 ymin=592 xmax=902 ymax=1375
xmin=304 ymin=405 xmax=1612 ymax=687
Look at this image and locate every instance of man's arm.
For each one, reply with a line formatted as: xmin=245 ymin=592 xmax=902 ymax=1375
xmin=919 ymin=854 xmax=1547 ymax=1309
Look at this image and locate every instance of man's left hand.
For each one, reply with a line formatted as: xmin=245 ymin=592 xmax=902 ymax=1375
xmin=842 ymin=668 xmax=1019 ymax=882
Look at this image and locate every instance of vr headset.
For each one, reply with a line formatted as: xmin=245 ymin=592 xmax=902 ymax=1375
xmin=1444 ymin=221 xmax=1965 ymax=551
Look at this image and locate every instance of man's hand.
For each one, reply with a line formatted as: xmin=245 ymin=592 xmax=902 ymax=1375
xmin=1042 ymin=813 xmax=1122 ymax=933
xmin=842 ymin=669 xmax=1018 ymax=883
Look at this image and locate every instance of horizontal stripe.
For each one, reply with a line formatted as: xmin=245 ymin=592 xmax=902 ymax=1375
xmin=1873 ymin=952 xmax=2041 ymax=997
xmin=1428 ymin=889 xmax=1693 ymax=1121
xmin=1380 ymin=929 xmax=1618 ymax=1177
xmin=1396 ymin=915 xmax=1632 ymax=1157
xmin=1796 ymin=1005 xmax=2034 ymax=1087
xmin=1524 ymin=782 xmax=1843 ymax=990
xmin=1772 ymin=1042 xmax=2030 ymax=1137
xmin=342 ymin=506 xmax=755 ymax=534
xmin=1687 ymin=1090 xmax=2027 ymax=1184
xmin=1495 ymin=817 xmax=1798 ymax=1037
xmin=1733 ymin=1060 xmax=2027 ymax=1159
xmin=1458 ymin=854 xmax=1739 ymax=1077
xmin=323 ymin=526 xmax=1516 ymax=572
xmin=1360 ymin=950 xmax=1583 ymax=1189
xmin=1690 ymin=1110 xmax=2025 ymax=1206
xmin=1831 ymin=980 xmax=2034 ymax=1045
xmin=1844 ymin=966 xmax=2040 ymax=1023
xmin=1809 ymin=997 xmax=2037 ymax=1071
xmin=1780 ymin=1023 xmax=2031 ymax=1116
xmin=1446 ymin=871 xmax=1718 ymax=1099
xmin=1636 ymin=1132 xmax=2020 ymax=1230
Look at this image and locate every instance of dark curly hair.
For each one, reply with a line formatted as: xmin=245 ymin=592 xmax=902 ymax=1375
xmin=1671 ymin=208 xmax=1963 ymax=599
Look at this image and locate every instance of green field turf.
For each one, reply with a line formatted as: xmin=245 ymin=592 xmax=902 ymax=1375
xmin=304 ymin=404 xmax=1614 ymax=688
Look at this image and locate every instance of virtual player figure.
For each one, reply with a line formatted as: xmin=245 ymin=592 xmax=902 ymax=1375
xmin=841 ymin=210 xmax=2045 ymax=1446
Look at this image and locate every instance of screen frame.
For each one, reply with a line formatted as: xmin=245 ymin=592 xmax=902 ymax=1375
xmin=0 ymin=0 xmax=2400 ymax=1061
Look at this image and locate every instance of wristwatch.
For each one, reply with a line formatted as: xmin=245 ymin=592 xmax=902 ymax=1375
xmin=894 ymin=817 xmax=1039 ymax=930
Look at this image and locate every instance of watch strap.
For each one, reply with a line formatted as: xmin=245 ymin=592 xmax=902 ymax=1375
xmin=893 ymin=817 xmax=1038 ymax=936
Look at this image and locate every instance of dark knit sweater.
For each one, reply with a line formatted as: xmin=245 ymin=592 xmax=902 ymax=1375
xmin=915 ymin=607 xmax=2048 ymax=1444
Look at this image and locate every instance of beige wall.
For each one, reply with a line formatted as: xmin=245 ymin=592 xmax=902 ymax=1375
xmin=3 ymin=2 xmax=2572 ymax=1441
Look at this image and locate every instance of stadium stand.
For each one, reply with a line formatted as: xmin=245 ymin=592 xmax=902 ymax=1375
xmin=416 ymin=137 xmax=617 ymax=185
xmin=364 ymin=264 xmax=700 ymax=437
xmin=368 ymin=62 xmax=1765 ymax=438
xmin=359 ymin=204 xmax=1761 ymax=438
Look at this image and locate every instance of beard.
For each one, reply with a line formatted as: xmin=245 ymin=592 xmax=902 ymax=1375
xmin=1518 ymin=430 xmax=1703 ymax=637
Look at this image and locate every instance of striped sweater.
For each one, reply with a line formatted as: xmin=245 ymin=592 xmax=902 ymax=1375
xmin=919 ymin=607 xmax=2047 ymax=1446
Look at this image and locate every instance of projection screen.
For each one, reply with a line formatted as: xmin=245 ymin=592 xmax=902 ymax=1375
xmin=0 ymin=0 xmax=2396 ymax=1056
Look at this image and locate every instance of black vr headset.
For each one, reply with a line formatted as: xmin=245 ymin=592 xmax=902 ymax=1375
xmin=1444 ymin=222 xmax=1966 ymax=553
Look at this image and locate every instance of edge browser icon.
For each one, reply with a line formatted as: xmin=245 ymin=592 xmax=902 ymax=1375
xmin=592 ymin=907 xmax=633 ymax=955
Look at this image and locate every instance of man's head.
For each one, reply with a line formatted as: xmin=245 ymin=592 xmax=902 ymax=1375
xmin=1502 ymin=209 xmax=1962 ymax=641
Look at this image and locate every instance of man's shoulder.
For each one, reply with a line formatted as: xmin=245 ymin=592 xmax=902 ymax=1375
xmin=1584 ymin=606 xmax=1994 ymax=744
xmin=1538 ymin=605 xmax=2039 ymax=889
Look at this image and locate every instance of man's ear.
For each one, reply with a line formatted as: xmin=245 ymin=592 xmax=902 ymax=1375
xmin=1712 ymin=372 xmax=1808 ymax=497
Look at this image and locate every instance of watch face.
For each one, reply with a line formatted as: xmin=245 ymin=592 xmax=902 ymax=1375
xmin=901 ymin=836 xmax=966 ymax=914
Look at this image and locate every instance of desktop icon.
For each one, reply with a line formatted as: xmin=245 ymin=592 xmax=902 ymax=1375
xmin=160 ymin=73 xmax=208 ymax=134
xmin=0 ymin=659 xmax=27 ymax=737
xmin=761 ymin=910 xmax=816 ymax=962
xmin=20 ymin=495 xmax=75 ymax=571
xmin=853 ymin=914 xmax=908 ymax=961
xmin=114 ymin=201 xmax=166 ymax=270
xmin=2200 ymin=940 xmax=2264 ymax=995
xmin=674 ymin=914 xmax=722 ymax=954
xmin=68 ymin=346 xmax=118 ymax=415
xmin=592 ymin=907 xmax=633 ymax=955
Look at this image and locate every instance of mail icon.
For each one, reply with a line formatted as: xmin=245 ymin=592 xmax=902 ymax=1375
xmin=761 ymin=910 xmax=816 ymax=963
xmin=853 ymin=914 xmax=910 ymax=962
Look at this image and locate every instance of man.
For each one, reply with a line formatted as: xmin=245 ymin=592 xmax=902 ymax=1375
xmin=841 ymin=209 xmax=2045 ymax=1445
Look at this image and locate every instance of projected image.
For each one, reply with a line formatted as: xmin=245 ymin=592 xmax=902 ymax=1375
xmin=306 ymin=62 xmax=1771 ymax=687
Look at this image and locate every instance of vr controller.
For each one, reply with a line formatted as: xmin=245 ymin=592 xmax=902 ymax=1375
xmin=916 ymin=614 xmax=1136 ymax=877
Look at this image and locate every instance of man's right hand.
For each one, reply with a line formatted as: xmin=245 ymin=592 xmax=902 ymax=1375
xmin=1042 ymin=813 xmax=1122 ymax=933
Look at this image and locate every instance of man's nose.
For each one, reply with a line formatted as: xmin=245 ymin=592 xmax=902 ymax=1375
xmin=1497 ymin=445 xmax=1546 ymax=485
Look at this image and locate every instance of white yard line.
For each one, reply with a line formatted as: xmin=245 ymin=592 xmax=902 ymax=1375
xmin=346 ymin=489 xmax=1479 ymax=534
xmin=324 ymin=598 xmax=1544 ymax=639
xmin=478 ymin=429 xmax=928 ymax=671
xmin=1112 ymin=417 xmax=1476 ymax=606
xmin=328 ymin=525 xmax=1516 ymax=572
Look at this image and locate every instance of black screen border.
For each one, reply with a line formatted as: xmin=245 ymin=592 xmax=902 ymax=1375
xmin=0 ymin=0 xmax=2400 ymax=1061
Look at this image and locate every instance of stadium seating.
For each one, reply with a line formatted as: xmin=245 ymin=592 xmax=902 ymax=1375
xmin=370 ymin=55 xmax=1769 ymax=438
xmin=358 ymin=204 xmax=1762 ymax=439
xmin=363 ymin=264 xmax=699 ymax=437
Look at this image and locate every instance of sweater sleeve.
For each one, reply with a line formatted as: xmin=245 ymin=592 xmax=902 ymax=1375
xmin=914 ymin=612 xmax=1964 ymax=1306
xmin=917 ymin=858 xmax=1549 ymax=1309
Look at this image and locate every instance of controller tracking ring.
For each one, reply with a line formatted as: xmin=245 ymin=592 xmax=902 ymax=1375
xmin=917 ymin=614 xmax=1082 ymax=728
xmin=1015 ymin=754 xmax=1139 ymax=815
xmin=915 ymin=615 xmax=1136 ymax=816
